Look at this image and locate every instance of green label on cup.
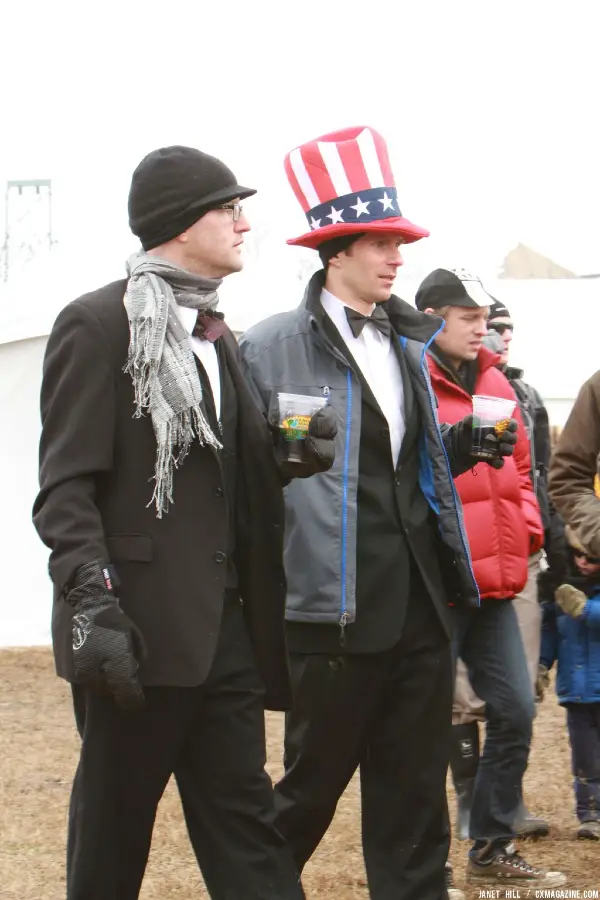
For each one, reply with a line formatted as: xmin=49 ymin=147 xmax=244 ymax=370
xmin=281 ymin=414 xmax=311 ymax=441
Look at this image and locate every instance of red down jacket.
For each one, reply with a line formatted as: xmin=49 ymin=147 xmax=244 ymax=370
xmin=428 ymin=346 xmax=543 ymax=599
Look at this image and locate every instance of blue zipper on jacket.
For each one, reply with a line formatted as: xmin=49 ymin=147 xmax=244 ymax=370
xmin=339 ymin=369 xmax=353 ymax=641
xmin=420 ymin=325 xmax=480 ymax=599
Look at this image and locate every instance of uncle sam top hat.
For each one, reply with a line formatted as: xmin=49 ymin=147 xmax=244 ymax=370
xmin=284 ymin=125 xmax=430 ymax=249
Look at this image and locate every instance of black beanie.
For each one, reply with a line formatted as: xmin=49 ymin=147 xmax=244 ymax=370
xmin=128 ymin=145 xmax=256 ymax=251
xmin=317 ymin=233 xmax=366 ymax=267
xmin=487 ymin=297 xmax=511 ymax=321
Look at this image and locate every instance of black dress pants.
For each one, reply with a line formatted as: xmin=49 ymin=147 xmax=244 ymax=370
xmin=274 ymin=584 xmax=452 ymax=900
xmin=67 ymin=593 xmax=304 ymax=900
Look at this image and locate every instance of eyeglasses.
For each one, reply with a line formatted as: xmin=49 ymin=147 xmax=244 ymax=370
xmin=215 ymin=202 xmax=244 ymax=222
xmin=487 ymin=322 xmax=514 ymax=336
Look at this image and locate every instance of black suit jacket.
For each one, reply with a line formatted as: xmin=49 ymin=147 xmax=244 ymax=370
xmin=33 ymin=279 xmax=292 ymax=710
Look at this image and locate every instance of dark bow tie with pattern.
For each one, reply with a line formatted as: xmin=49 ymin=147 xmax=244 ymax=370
xmin=345 ymin=304 xmax=392 ymax=339
xmin=192 ymin=310 xmax=227 ymax=343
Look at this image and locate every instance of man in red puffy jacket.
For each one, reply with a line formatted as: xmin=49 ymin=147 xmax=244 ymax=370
xmin=415 ymin=268 xmax=565 ymax=890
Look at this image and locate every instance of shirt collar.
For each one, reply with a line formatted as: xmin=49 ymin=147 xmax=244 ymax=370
xmin=320 ymin=287 xmax=379 ymax=341
xmin=176 ymin=305 xmax=197 ymax=336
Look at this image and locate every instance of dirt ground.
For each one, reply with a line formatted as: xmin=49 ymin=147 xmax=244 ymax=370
xmin=1 ymin=647 xmax=599 ymax=899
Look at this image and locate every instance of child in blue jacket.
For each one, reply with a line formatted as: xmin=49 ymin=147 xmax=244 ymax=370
xmin=539 ymin=525 xmax=600 ymax=839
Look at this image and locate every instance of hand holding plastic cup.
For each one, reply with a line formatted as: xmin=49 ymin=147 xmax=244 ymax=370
xmin=471 ymin=395 xmax=516 ymax=461
xmin=278 ymin=392 xmax=328 ymax=463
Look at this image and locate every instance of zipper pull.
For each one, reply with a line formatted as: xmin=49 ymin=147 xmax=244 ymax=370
xmin=322 ymin=385 xmax=331 ymax=397
xmin=339 ymin=611 xmax=349 ymax=646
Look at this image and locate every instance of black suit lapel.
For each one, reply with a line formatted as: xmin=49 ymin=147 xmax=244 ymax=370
xmin=390 ymin=335 xmax=419 ymax=460
xmin=193 ymin=356 xmax=219 ymax=434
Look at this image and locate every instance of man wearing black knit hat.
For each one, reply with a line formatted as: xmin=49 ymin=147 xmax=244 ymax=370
xmin=484 ymin=295 xmax=563 ymax=641
xmin=485 ymin=295 xmax=560 ymax=582
xmin=31 ymin=144 xmax=339 ymax=899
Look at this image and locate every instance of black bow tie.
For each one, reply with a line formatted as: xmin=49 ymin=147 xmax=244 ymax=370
xmin=192 ymin=310 xmax=226 ymax=343
xmin=345 ymin=304 xmax=392 ymax=339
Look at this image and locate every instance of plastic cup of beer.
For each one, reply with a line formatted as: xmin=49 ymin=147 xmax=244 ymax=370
xmin=471 ymin=395 xmax=516 ymax=460
xmin=278 ymin=393 xmax=328 ymax=463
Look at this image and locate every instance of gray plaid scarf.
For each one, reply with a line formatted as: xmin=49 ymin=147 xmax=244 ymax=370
xmin=124 ymin=251 xmax=223 ymax=517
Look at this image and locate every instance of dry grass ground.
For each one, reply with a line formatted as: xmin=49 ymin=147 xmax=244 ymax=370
xmin=1 ymin=646 xmax=599 ymax=898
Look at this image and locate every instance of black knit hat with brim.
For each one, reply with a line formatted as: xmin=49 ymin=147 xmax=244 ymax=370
xmin=128 ymin=145 xmax=256 ymax=251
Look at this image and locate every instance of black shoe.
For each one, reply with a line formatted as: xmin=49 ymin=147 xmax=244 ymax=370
xmin=450 ymin=722 xmax=480 ymax=841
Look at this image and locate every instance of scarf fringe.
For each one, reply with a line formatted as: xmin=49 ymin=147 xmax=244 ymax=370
xmin=124 ymin=316 xmax=159 ymax=416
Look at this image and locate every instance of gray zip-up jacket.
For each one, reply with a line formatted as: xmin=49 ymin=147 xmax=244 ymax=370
xmin=240 ymin=271 xmax=479 ymax=627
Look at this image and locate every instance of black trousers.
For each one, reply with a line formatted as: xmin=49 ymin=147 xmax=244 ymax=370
xmin=67 ymin=593 xmax=304 ymax=900
xmin=274 ymin=582 xmax=453 ymax=900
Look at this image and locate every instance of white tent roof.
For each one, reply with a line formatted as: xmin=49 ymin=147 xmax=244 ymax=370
xmin=1 ymin=244 xmax=597 ymax=396
xmin=0 ymin=247 xmax=123 ymax=346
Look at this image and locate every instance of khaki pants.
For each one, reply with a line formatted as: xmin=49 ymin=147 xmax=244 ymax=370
xmin=453 ymin=552 xmax=542 ymax=725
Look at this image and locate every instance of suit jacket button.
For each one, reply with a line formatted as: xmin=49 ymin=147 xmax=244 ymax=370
xmin=214 ymin=551 xmax=227 ymax=564
xmin=215 ymin=487 xmax=224 ymax=497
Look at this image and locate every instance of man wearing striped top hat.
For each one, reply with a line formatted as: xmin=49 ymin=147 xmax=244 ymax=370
xmin=240 ymin=126 xmax=517 ymax=900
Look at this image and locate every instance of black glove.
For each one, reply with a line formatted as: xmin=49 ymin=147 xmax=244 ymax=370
xmin=66 ymin=560 xmax=146 ymax=710
xmin=272 ymin=404 xmax=338 ymax=481
xmin=449 ymin=414 xmax=518 ymax=473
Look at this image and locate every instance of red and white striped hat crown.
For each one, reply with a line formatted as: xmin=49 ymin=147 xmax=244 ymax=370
xmin=284 ymin=125 xmax=429 ymax=249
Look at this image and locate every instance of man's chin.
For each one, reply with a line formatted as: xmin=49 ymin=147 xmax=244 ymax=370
xmin=376 ymin=286 xmax=394 ymax=303
xmin=225 ymin=258 xmax=244 ymax=276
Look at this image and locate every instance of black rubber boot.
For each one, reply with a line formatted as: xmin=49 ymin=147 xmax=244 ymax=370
xmin=450 ymin=722 xmax=480 ymax=841
xmin=514 ymin=799 xmax=550 ymax=838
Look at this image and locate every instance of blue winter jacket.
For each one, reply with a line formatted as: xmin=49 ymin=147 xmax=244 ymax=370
xmin=540 ymin=588 xmax=600 ymax=704
xmin=239 ymin=270 xmax=479 ymax=628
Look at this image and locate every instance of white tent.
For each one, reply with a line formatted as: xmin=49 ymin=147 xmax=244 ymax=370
xmin=1 ymin=252 xmax=598 ymax=647
xmin=0 ymin=250 xmax=124 ymax=646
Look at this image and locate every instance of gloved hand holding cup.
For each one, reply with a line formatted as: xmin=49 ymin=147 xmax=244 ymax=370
xmin=471 ymin=395 xmax=516 ymax=463
xmin=278 ymin=392 xmax=329 ymax=464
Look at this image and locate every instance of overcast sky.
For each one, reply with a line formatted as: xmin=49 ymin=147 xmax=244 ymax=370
xmin=1 ymin=0 xmax=599 ymax=302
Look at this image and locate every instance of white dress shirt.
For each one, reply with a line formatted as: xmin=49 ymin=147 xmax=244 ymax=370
xmin=320 ymin=288 xmax=405 ymax=465
xmin=176 ymin=305 xmax=221 ymax=419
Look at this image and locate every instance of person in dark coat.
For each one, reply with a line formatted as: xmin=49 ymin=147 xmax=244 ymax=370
xmin=32 ymin=145 xmax=336 ymax=900
xmin=485 ymin=298 xmax=562 ymax=572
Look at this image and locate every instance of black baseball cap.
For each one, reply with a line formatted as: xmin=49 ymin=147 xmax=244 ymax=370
xmin=415 ymin=268 xmax=494 ymax=311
